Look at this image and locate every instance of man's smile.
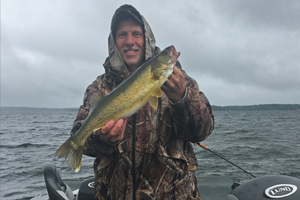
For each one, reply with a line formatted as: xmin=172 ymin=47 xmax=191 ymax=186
xmin=123 ymin=49 xmax=139 ymax=55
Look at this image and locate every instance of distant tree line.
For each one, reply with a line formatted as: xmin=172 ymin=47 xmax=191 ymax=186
xmin=212 ymin=104 xmax=300 ymax=111
xmin=2 ymin=104 xmax=300 ymax=111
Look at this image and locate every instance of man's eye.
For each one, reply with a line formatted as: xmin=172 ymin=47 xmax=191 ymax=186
xmin=134 ymin=33 xmax=142 ymax=37
xmin=118 ymin=33 xmax=126 ymax=37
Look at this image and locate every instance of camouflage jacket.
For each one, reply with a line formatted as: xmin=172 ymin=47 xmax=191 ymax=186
xmin=70 ymin=5 xmax=214 ymax=200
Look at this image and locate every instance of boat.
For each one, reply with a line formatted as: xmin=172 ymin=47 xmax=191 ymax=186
xmin=30 ymin=162 xmax=300 ymax=200
xmin=30 ymin=163 xmax=94 ymax=200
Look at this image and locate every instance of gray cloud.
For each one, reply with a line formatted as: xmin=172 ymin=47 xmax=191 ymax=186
xmin=1 ymin=0 xmax=299 ymax=107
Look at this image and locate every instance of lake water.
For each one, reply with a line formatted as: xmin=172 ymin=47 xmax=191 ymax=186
xmin=1 ymin=107 xmax=299 ymax=200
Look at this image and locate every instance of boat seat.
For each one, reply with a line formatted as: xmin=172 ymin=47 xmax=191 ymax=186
xmin=44 ymin=163 xmax=75 ymax=200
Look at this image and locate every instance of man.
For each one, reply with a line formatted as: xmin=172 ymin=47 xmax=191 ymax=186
xmin=71 ymin=4 xmax=214 ymax=200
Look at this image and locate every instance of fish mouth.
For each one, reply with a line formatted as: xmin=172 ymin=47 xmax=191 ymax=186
xmin=167 ymin=45 xmax=180 ymax=66
xmin=170 ymin=45 xmax=180 ymax=59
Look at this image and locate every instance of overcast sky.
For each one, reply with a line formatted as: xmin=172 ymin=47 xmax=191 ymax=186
xmin=1 ymin=0 xmax=300 ymax=108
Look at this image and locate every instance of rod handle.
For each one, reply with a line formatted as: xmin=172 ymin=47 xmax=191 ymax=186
xmin=198 ymin=143 xmax=208 ymax=150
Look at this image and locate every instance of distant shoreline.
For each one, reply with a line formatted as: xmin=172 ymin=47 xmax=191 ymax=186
xmin=0 ymin=107 xmax=78 ymax=111
xmin=212 ymin=104 xmax=300 ymax=111
xmin=1 ymin=104 xmax=300 ymax=111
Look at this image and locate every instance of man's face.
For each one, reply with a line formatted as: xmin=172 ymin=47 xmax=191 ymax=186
xmin=115 ymin=18 xmax=145 ymax=72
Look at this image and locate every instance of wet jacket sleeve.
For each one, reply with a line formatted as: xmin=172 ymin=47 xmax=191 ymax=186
xmin=70 ymin=76 xmax=119 ymax=157
xmin=169 ymin=67 xmax=214 ymax=143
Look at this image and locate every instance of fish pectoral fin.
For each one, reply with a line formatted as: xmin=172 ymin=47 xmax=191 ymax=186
xmin=90 ymin=95 xmax=104 ymax=111
xmin=149 ymin=96 xmax=159 ymax=110
xmin=152 ymin=67 xmax=163 ymax=79
xmin=93 ymin=128 xmax=101 ymax=134
xmin=149 ymin=88 xmax=162 ymax=109
xmin=152 ymin=87 xmax=162 ymax=97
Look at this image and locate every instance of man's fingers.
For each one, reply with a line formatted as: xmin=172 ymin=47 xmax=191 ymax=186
xmin=172 ymin=66 xmax=184 ymax=77
xmin=99 ymin=118 xmax=128 ymax=143
xmin=101 ymin=120 xmax=115 ymax=134
xmin=172 ymin=66 xmax=181 ymax=75
xmin=110 ymin=119 xmax=124 ymax=136
xmin=163 ymin=67 xmax=183 ymax=87
xmin=161 ymin=65 xmax=186 ymax=103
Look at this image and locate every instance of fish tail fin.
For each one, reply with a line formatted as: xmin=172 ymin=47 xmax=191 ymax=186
xmin=55 ymin=137 xmax=83 ymax=172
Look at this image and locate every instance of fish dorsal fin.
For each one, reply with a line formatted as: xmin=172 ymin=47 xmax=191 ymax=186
xmin=149 ymin=96 xmax=159 ymax=110
xmin=89 ymin=95 xmax=103 ymax=111
xmin=152 ymin=87 xmax=162 ymax=97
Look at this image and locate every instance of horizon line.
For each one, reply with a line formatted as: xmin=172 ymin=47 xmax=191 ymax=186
xmin=1 ymin=103 xmax=300 ymax=109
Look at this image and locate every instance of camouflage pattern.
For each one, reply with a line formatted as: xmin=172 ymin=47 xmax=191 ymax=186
xmin=70 ymin=4 xmax=214 ymax=200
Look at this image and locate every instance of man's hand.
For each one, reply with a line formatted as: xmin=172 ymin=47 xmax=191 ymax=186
xmin=100 ymin=119 xmax=127 ymax=143
xmin=161 ymin=66 xmax=186 ymax=103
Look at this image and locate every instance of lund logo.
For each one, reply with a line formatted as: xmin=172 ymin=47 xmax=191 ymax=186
xmin=265 ymin=184 xmax=297 ymax=198
xmin=88 ymin=182 xmax=95 ymax=188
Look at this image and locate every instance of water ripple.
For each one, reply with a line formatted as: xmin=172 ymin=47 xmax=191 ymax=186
xmin=1 ymin=108 xmax=299 ymax=200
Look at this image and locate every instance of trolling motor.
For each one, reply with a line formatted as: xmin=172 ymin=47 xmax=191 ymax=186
xmin=43 ymin=163 xmax=94 ymax=200
xmin=198 ymin=143 xmax=300 ymax=200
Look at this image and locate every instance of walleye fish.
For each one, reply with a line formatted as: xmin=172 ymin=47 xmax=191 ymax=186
xmin=55 ymin=46 xmax=180 ymax=172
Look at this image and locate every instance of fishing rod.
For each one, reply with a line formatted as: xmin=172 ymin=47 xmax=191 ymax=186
xmin=197 ymin=143 xmax=256 ymax=178
xmin=132 ymin=114 xmax=137 ymax=200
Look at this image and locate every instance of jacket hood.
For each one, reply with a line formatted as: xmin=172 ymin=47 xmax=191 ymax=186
xmin=104 ymin=4 xmax=158 ymax=82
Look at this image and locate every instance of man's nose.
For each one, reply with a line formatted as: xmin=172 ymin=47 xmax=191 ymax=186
xmin=125 ymin=33 xmax=134 ymax=45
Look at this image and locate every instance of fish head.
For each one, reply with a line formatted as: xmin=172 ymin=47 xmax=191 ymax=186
xmin=157 ymin=45 xmax=180 ymax=65
xmin=152 ymin=46 xmax=180 ymax=79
